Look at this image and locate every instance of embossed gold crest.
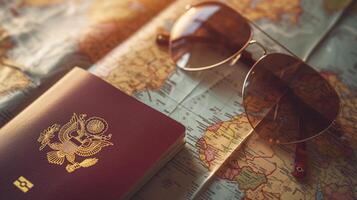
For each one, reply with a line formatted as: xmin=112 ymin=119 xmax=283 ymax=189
xmin=37 ymin=113 xmax=113 ymax=173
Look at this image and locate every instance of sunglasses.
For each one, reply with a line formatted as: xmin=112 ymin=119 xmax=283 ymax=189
xmin=156 ymin=1 xmax=340 ymax=179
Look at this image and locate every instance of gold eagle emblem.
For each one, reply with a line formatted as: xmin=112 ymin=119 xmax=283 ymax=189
xmin=37 ymin=113 xmax=113 ymax=173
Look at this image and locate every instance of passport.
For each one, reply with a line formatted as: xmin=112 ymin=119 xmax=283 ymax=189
xmin=0 ymin=67 xmax=185 ymax=200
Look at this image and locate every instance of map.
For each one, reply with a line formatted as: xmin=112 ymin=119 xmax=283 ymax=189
xmin=199 ymin=71 xmax=357 ymax=200
xmin=79 ymin=0 xmax=175 ymax=62
xmin=91 ymin=0 xmax=357 ymax=199
xmin=0 ymin=27 xmax=31 ymax=97
xmin=0 ymin=0 xmax=173 ymax=125
xmin=0 ymin=0 xmax=356 ymax=199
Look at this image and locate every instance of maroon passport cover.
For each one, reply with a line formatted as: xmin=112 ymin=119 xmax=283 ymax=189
xmin=0 ymin=68 xmax=185 ymax=199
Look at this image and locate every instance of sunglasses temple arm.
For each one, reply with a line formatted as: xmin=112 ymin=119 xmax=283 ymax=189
xmin=292 ymin=141 xmax=307 ymax=179
xmin=292 ymin=117 xmax=308 ymax=180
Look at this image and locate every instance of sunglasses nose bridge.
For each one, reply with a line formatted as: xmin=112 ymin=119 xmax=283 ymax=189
xmin=229 ymin=40 xmax=267 ymax=66
xmin=248 ymin=40 xmax=267 ymax=56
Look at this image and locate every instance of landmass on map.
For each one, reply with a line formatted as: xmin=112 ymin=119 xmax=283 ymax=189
xmin=0 ymin=28 xmax=31 ymax=97
xmin=197 ymin=71 xmax=356 ymax=199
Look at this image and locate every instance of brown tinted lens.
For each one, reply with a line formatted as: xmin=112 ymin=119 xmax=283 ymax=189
xmin=170 ymin=2 xmax=251 ymax=70
xmin=243 ymin=53 xmax=340 ymax=144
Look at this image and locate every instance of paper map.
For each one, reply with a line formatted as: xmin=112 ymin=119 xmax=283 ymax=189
xmin=0 ymin=0 xmax=356 ymax=199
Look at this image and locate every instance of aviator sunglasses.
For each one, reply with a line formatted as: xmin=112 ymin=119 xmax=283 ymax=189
xmin=156 ymin=1 xmax=340 ymax=179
